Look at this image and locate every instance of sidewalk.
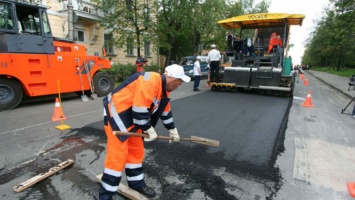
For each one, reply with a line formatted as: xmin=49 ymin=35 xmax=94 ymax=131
xmin=307 ymin=70 xmax=354 ymax=99
xmin=276 ymin=70 xmax=355 ymax=200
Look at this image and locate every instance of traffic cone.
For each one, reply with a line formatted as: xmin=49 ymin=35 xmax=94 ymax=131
xmin=347 ymin=182 xmax=355 ymax=197
xmin=304 ymin=78 xmax=309 ymax=86
xmin=52 ymin=98 xmax=67 ymax=121
xmin=300 ymin=73 xmax=305 ymax=80
xmin=302 ymin=91 xmax=314 ymax=107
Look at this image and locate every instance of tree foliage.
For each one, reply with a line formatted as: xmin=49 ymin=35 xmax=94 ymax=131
xmin=157 ymin=0 xmax=269 ymax=65
xmin=302 ymin=0 xmax=355 ymax=69
xmin=94 ymin=0 xmax=158 ymax=57
xmin=95 ymin=0 xmax=269 ymax=66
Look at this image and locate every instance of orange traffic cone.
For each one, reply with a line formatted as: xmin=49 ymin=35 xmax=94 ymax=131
xmin=347 ymin=182 xmax=355 ymax=197
xmin=304 ymin=78 xmax=309 ymax=86
xmin=302 ymin=91 xmax=314 ymax=107
xmin=52 ymin=98 xmax=67 ymax=121
xmin=300 ymin=73 xmax=305 ymax=80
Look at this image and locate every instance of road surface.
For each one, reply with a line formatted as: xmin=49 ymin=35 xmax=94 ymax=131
xmin=3 ymin=73 xmax=350 ymax=200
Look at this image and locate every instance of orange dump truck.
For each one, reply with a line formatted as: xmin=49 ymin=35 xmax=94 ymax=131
xmin=0 ymin=0 xmax=114 ymax=111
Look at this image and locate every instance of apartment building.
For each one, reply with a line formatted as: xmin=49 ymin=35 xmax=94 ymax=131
xmin=33 ymin=0 xmax=159 ymax=66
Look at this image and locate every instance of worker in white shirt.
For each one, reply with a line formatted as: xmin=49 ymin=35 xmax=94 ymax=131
xmin=207 ymin=44 xmax=221 ymax=83
xmin=193 ymin=56 xmax=202 ymax=91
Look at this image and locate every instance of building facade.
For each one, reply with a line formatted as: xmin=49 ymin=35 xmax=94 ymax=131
xmin=33 ymin=0 xmax=160 ymax=66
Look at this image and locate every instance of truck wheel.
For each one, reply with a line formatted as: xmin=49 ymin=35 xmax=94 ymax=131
xmin=0 ymin=78 xmax=23 ymax=111
xmin=93 ymin=72 xmax=114 ymax=96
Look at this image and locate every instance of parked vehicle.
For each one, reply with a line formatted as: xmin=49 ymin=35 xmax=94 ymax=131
xmin=180 ymin=54 xmax=225 ymax=79
xmin=180 ymin=56 xmax=210 ymax=79
xmin=0 ymin=0 xmax=114 ymax=111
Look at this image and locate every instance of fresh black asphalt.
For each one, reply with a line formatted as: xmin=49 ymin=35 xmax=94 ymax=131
xmin=0 ymin=88 xmax=292 ymax=200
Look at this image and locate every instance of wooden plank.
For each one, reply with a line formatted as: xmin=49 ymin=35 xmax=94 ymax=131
xmin=95 ymin=174 xmax=149 ymax=200
xmin=13 ymin=159 xmax=74 ymax=192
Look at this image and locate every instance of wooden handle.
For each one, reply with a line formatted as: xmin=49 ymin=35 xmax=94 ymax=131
xmin=113 ymin=131 xmax=219 ymax=147
xmin=114 ymin=131 xmax=149 ymax=137
xmin=113 ymin=131 xmax=194 ymax=141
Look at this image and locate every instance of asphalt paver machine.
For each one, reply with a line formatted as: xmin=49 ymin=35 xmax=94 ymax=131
xmin=213 ymin=13 xmax=305 ymax=96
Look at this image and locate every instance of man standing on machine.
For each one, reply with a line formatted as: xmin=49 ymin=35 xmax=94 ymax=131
xmin=207 ymin=44 xmax=221 ymax=83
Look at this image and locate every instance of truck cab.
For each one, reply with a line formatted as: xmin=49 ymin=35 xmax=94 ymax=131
xmin=0 ymin=0 xmax=114 ymax=111
xmin=0 ymin=1 xmax=54 ymax=54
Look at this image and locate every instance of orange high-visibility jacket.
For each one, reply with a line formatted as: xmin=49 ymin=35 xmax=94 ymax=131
xmin=103 ymin=72 xmax=175 ymax=141
xmin=268 ymin=32 xmax=283 ymax=53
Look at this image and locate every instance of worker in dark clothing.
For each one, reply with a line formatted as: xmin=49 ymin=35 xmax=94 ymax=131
xmin=226 ymin=32 xmax=233 ymax=50
xmin=243 ymin=37 xmax=254 ymax=56
xmin=233 ymin=36 xmax=243 ymax=60
xmin=233 ymin=36 xmax=243 ymax=53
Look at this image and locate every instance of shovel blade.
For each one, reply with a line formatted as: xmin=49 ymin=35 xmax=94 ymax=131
xmin=81 ymin=95 xmax=89 ymax=102
xmin=191 ymin=136 xmax=220 ymax=147
xmin=91 ymin=93 xmax=98 ymax=100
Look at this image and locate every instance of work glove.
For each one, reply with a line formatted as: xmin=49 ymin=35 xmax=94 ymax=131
xmin=169 ymin=128 xmax=180 ymax=143
xmin=143 ymin=127 xmax=157 ymax=142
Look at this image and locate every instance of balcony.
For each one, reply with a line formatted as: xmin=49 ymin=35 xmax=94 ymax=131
xmin=60 ymin=0 xmax=103 ymax=22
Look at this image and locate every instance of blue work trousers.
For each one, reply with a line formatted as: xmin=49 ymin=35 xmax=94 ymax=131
xmin=194 ymin=75 xmax=201 ymax=89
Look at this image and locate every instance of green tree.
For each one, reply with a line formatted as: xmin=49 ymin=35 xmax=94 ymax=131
xmin=95 ymin=0 xmax=157 ymax=57
xmin=157 ymin=0 xmax=269 ymax=65
xmin=96 ymin=0 xmax=269 ymax=66
xmin=302 ymin=0 xmax=355 ymax=69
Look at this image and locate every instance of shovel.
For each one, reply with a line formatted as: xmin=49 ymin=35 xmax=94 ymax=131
xmin=77 ymin=66 xmax=89 ymax=102
xmin=85 ymin=62 xmax=98 ymax=100
xmin=114 ymin=131 xmax=220 ymax=147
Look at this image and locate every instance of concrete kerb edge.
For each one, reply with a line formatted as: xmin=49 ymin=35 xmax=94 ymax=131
xmin=307 ymin=71 xmax=353 ymax=100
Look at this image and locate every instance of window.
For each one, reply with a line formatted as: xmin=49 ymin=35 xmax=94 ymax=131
xmin=144 ymin=40 xmax=151 ymax=57
xmin=126 ymin=0 xmax=133 ymax=10
xmin=200 ymin=58 xmax=208 ymax=65
xmin=104 ymin=33 xmax=115 ymax=54
xmin=41 ymin=10 xmax=50 ymax=34
xmin=143 ymin=4 xmax=150 ymax=26
xmin=74 ymin=29 xmax=85 ymax=42
xmin=125 ymin=0 xmax=134 ymax=21
xmin=20 ymin=8 xmax=41 ymax=34
xmin=0 ymin=2 xmax=14 ymax=31
xmin=126 ymin=37 xmax=134 ymax=56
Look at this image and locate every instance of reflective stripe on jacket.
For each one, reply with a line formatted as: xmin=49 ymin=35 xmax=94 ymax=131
xmin=103 ymin=72 xmax=175 ymax=141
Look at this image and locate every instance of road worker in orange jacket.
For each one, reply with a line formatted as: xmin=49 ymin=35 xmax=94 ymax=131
xmin=99 ymin=64 xmax=191 ymax=199
xmin=268 ymin=32 xmax=283 ymax=54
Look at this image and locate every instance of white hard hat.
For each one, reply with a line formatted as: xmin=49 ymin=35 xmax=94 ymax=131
xmin=211 ymin=44 xmax=216 ymax=48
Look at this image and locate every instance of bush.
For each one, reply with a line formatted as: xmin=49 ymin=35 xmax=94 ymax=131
xmin=105 ymin=63 xmax=136 ymax=81
xmin=144 ymin=62 xmax=161 ymax=72
xmin=104 ymin=62 xmax=162 ymax=82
